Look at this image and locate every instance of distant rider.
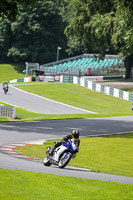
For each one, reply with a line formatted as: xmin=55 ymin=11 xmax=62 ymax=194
xmin=3 ymin=81 xmax=9 ymax=92
xmin=49 ymin=130 xmax=80 ymax=156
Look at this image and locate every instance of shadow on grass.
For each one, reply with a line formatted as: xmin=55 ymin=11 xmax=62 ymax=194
xmin=12 ymin=63 xmax=25 ymax=73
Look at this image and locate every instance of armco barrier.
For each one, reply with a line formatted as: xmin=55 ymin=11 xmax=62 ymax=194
xmin=0 ymin=105 xmax=16 ymax=118
xmin=73 ymin=76 xmax=133 ymax=102
xmin=9 ymin=75 xmax=133 ymax=102
xmin=9 ymin=76 xmax=60 ymax=83
xmin=9 ymin=77 xmax=32 ymax=83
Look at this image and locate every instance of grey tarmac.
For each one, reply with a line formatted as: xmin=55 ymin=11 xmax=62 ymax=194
xmin=0 ymin=118 xmax=133 ymax=184
xmin=0 ymin=83 xmax=133 ymax=184
xmin=0 ymin=85 xmax=95 ymax=114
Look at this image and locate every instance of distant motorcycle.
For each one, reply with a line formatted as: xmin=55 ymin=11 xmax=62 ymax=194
xmin=43 ymin=139 xmax=78 ymax=168
xmin=3 ymin=85 xmax=8 ymax=94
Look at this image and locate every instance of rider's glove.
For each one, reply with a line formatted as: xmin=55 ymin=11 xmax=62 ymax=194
xmin=61 ymin=139 xmax=66 ymax=144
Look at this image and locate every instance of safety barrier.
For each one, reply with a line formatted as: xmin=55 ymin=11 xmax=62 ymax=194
xmin=0 ymin=105 xmax=16 ymax=118
xmin=9 ymin=77 xmax=32 ymax=83
xmin=8 ymin=75 xmax=133 ymax=102
xmin=73 ymin=76 xmax=133 ymax=102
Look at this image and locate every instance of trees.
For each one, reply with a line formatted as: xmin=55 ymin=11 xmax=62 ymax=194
xmin=62 ymin=0 xmax=114 ymax=55
xmin=0 ymin=18 xmax=12 ymax=61
xmin=90 ymin=0 xmax=133 ymax=78
xmin=0 ymin=0 xmax=35 ymax=18
xmin=1 ymin=0 xmax=133 ymax=74
xmin=63 ymin=0 xmax=133 ymax=78
xmin=0 ymin=1 xmax=67 ymax=63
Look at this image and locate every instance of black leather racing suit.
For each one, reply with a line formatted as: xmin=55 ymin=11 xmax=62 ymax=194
xmin=50 ymin=134 xmax=80 ymax=154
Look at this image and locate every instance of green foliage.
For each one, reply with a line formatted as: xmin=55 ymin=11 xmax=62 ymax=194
xmin=0 ymin=1 xmax=67 ymax=63
xmin=62 ymin=0 xmax=133 ymax=59
xmin=89 ymin=0 xmax=133 ymax=57
xmin=0 ymin=0 xmax=35 ymax=18
xmin=60 ymin=0 xmax=133 ymax=77
xmin=63 ymin=0 xmax=114 ymax=55
xmin=1 ymin=0 xmax=133 ymax=64
xmin=1 ymin=0 xmax=133 ymax=76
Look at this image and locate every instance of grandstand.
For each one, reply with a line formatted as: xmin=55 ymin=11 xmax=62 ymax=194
xmin=40 ymin=54 xmax=124 ymax=76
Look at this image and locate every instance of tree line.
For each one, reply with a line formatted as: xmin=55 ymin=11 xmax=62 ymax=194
xmin=0 ymin=0 xmax=133 ymax=78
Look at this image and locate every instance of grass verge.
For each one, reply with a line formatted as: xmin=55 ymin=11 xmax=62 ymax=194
xmin=15 ymin=133 xmax=133 ymax=177
xmin=16 ymin=83 xmax=133 ymax=117
xmin=0 ymin=101 xmax=47 ymax=122
xmin=2 ymin=82 xmax=133 ymax=121
xmin=0 ymin=168 xmax=133 ymax=200
xmin=122 ymin=87 xmax=133 ymax=93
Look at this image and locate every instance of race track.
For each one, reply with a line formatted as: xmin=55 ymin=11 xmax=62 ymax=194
xmin=0 ymin=85 xmax=94 ymax=114
xmin=0 ymin=85 xmax=133 ymax=184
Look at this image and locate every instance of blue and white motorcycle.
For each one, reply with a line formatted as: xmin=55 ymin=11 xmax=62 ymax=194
xmin=43 ymin=139 xmax=78 ymax=168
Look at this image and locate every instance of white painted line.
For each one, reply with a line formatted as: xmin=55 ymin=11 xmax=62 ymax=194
xmin=0 ymin=148 xmax=13 ymax=151
xmin=66 ymin=166 xmax=90 ymax=172
xmin=25 ymin=139 xmax=46 ymax=145
xmin=11 ymin=85 xmax=97 ymax=114
xmin=0 ymin=99 xmax=38 ymax=113
xmin=67 ymin=127 xmax=84 ymax=131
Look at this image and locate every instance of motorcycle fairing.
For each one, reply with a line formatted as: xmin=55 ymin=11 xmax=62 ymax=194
xmin=52 ymin=145 xmax=67 ymax=162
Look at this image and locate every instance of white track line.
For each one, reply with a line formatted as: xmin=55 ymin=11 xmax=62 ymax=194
xmin=11 ymin=85 xmax=97 ymax=114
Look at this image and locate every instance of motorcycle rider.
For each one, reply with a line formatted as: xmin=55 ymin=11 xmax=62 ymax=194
xmin=3 ymin=81 xmax=9 ymax=92
xmin=49 ymin=130 xmax=80 ymax=156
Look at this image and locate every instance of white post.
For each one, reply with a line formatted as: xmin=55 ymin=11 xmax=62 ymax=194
xmin=57 ymin=47 xmax=61 ymax=62
xmin=25 ymin=62 xmax=28 ymax=77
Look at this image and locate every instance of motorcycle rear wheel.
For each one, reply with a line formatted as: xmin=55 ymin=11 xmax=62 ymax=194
xmin=58 ymin=152 xmax=72 ymax=168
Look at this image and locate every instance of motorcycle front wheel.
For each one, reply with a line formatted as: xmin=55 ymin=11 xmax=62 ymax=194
xmin=58 ymin=152 xmax=72 ymax=168
xmin=43 ymin=156 xmax=51 ymax=166
xmin=4 ymin=89 xmax=7 ymax=94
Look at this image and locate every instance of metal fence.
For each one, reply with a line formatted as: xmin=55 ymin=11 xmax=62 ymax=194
xmin=0 ymin=105 xmax=16 ymax=119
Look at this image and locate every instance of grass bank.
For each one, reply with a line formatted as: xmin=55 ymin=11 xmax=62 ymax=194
xmin=0 ymin=64 xmax=24 ymax=83
xmin=0 ymin=169 xmax=133 ymax=200
xmin=2 ymin=82 xmax=133 ymax=121
xmin=15 ymin=133 xmax=133 ymax=177
xmin=0 ymin=63 xmax=133 ymax=121
xmin=16 ymin=83 xmax=133 ymax=117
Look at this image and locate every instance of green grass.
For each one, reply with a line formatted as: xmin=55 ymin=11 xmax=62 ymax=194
xmin=1 ymin=82 xmax=132 ymax=121
xmin=0 ymin=99 xmax=98 ymax=122
xmin=1 ymin=65 xmax=133 ymax=199
xmin=0 ymin=101 xmax=47 ymax=122
xmin=0 ymin=63 xmax=133 ymax=120
xmin=15 ymin=133 xmax=133 ymax=177
xmin=0 ymin=168 xmax=133 ymax=200
xmin=16 ymin=83 xmax=133 ymax=117
xmin=122 ymin=87 xmax=133 ymax=93
xmin=0 ymin=64 xmax=25 ymax=83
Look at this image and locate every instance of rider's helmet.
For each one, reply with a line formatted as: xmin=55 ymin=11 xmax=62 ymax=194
xmin=72 ymin=130 xmax=79 ymax=140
